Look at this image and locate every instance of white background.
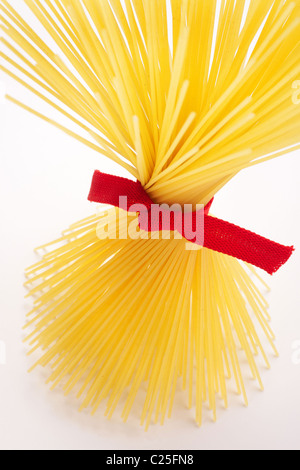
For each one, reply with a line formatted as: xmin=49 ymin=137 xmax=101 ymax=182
xmin=0 ymin=1 xmax=300 ymax=452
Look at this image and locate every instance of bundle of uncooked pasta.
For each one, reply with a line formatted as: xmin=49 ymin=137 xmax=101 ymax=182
xmin=0 ymin=0 xmax=299 ymax=429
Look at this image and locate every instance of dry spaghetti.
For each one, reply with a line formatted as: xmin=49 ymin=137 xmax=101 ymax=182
xmin=0 ymin=0 xmax=299 ymax=428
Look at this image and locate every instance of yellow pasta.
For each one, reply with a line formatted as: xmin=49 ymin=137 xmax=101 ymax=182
xmin=0 ymin=0 xmax=299 ymax=428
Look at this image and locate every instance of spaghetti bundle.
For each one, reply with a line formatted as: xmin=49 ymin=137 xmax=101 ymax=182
xmin=0 ymin=0 xmax=299 ymax=428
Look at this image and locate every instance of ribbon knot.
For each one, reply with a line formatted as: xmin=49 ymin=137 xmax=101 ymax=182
xmin=88 ymin=170 xmax=294 ymax=275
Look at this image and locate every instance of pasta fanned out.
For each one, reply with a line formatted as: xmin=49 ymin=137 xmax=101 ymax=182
xmin=0 ymin=0 xmax=299 ymax=204
xmin=0 ymin=0 xmax=299 ymax=428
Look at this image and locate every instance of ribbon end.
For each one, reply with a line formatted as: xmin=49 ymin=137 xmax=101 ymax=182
xmin=269 ymin=245 xmax=295 ymax=275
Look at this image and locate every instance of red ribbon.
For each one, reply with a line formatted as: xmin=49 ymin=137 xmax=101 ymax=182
xmin=88 ymin=171 xmax=294 ymax=275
